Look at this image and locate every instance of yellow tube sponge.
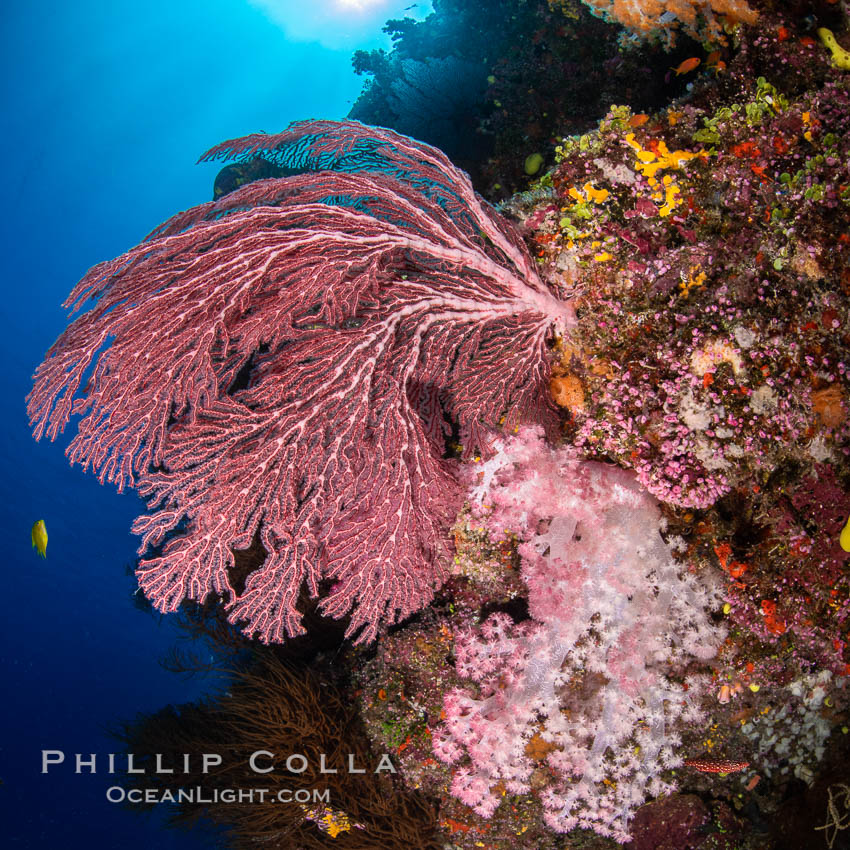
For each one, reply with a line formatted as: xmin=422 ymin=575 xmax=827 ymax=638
xmin=818 ymin=28 xmax=850 ymax=71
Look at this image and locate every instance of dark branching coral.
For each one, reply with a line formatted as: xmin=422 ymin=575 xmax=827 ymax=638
xmin=114 ymin=649 xmax=441 ymax=849
xmin=385 ymin=56 xmax=487 ymax=165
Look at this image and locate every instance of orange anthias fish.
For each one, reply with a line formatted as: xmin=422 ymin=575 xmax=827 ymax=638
xmin=705 ymin=51 xmax=726 ymax=74
xmin=628 ymin=113 xmax=649 ymax=127
xmin=671 ymin=57 xmax=701 ymax=75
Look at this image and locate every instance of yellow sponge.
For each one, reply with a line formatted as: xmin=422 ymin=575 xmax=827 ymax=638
xmin=818 ymin=28 xmax=850 ymax=71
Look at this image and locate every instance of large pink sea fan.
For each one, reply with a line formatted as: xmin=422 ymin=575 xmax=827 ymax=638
xmin=28 ymin=121 xmax=574 ymax=643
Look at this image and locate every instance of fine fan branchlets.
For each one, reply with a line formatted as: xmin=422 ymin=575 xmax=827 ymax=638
xmin=27 ymin=121 xmax=574 ymax=644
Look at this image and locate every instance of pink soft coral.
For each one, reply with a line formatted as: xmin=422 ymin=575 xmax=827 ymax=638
xmin=439 ymin=426 xmax=724 ymax=841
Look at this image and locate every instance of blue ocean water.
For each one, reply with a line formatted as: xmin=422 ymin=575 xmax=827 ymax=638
xmin=0 ymin=1 xmax=428 ymax=845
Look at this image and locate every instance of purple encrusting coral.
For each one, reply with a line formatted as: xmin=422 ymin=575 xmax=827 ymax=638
xmin=511 ymin=28 xmax=850 ymax=510
xmin=716 ymin=461 xmax=850 ymax=677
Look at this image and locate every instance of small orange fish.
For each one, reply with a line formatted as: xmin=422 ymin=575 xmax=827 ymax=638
xmin=705 ymin=50 xmax=722 ymax=66
xmin=777 ymin=26 xmax=790 ymax=42
xmin=628 ymin=113 xmax=649 ymax=127
xmin=800 ymin=36 xmax=817 ymax=47
xmin=671 ymin=57 xmax=700 ymax=75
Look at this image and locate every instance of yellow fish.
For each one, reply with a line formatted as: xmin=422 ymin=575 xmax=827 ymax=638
xmin=31 ymin=520 xmax=48 ymax=558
